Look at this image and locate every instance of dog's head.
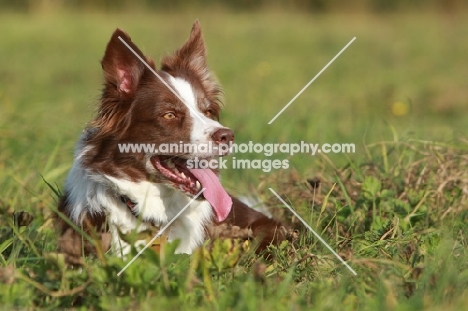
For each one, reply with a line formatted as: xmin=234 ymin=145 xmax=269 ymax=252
xmin=83 ymin=21 xmax=233 ymax=221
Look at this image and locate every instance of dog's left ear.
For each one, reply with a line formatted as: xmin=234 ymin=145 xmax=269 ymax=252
xmin=101 ymin=29 xmax=155 ymax=97
xmin=161 ymin=20 xmax=208 ymax=74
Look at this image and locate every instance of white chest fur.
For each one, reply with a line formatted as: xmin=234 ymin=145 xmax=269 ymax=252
xmin=64 ymin=139 xmax=213 ymax=256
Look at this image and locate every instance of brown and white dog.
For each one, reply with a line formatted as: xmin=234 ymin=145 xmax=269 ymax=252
xmin=58 ymin=21 xmax=286 ymax=260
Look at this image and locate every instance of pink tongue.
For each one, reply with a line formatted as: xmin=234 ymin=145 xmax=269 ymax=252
xmin=188 ymin=168 xmax=232 ymax=222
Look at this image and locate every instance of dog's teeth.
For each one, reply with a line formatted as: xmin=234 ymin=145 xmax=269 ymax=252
xmin=196 ymin=181 xmax=201 ymax=190
xmin=180 ymin=172 xmax=186 ymax=179
xmin=167 ymin=160 xmax=175 ymax=168
xmin=174 ymin=168 xmax=179 ymax=174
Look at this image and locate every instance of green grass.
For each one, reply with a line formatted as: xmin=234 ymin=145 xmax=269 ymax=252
xmin=1 ymin=11 xmax=468 ymax=310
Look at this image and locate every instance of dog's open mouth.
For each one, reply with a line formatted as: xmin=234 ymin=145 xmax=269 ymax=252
xmin=151 ymin=155 xmax=232 ymax=222
xmin=152 ymin=156 xmax=201 ymax=195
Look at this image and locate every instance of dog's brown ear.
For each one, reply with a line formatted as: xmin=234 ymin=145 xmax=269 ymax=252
xmin=161 ymin=21 xmax=221 ymax=106
xmin=161 ymin=20 xmax=208 ymax=74
xmin=101 ymin=29 xmax=154 ymax=96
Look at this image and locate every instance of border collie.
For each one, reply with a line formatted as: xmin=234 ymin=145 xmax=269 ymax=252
xmin=58 ymin=21 xmax=286 ymax=262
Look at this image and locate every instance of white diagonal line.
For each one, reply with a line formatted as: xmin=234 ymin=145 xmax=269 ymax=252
xmin=118 ymin=36 xmax=206 ymax=124
xmin=268 ymin=37 xmax=356 ymax=124
xmin=117 ymin=188 xmax=205 ymax=276
xmin=269 ymin=188 xmax=357 ymax=276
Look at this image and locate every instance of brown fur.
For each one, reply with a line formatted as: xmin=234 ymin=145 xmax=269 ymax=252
xmin=57 ymin=21 xmax=288 ymax=263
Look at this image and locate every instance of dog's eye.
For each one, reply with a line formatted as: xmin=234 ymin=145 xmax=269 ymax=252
xmin=203 ymin=109 xmax=219 ymax=121
xmin=163 ymin=112 xmax=176 ymax=120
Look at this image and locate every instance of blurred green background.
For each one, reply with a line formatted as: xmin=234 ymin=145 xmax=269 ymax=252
xmin=1 ymin=0 xmax=467 ymax=205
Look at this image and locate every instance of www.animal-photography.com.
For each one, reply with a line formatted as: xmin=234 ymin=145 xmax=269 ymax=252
xmin=1 ymin=1 xmax=467 ymax=310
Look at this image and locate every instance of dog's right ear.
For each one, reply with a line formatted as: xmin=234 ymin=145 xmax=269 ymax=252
xmin=101 ymin=29 xmax=154 ymax=96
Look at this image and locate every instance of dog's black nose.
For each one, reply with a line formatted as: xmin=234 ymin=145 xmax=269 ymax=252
xmin=211 ymin=128 xmax=234 ymax=145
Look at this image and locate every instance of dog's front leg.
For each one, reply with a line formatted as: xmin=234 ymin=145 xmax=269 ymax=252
xmin=210 ymin=196 xmax=288 ymax=251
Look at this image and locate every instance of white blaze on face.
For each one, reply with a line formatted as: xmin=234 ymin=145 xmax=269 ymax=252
xmin=169 ymin=76 xmax=223 ymax=145
xmin=167 ymin=76 xmax=234 ymax=222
